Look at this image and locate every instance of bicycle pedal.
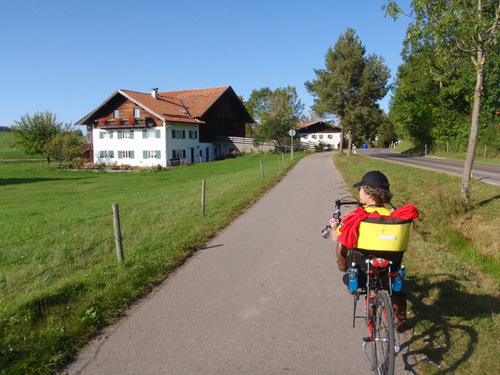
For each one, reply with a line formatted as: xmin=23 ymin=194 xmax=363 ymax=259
xmin=363 ymin=337 xmax=371 ymax=342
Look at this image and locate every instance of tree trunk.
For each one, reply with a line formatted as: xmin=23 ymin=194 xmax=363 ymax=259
xmin=339 ymin=128 xmax=344 ymax=152
xmin=461 ymin=49 xmax=485 ymax=205
xmin=347 ymin=130 xmax=353 ymax=156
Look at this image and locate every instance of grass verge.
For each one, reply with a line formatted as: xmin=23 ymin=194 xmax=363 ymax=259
xmin=334 ymin=153 xmax=500 ymax=375
xmin=0 ymin=152 xmax=309 ymax=374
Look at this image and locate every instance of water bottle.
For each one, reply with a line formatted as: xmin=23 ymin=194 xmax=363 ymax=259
xmin=348 ymin=263 xmax=358 ymax=291
xmin=393 ymin=265 xmax=406 ymax=292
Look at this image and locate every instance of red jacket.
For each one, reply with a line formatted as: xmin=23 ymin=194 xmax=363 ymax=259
xmin=337 ymin=205 xmax=419 ymax=249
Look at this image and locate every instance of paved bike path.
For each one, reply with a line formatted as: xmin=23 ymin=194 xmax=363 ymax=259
xmin=64 ymin=152 xmax=415 ymax=374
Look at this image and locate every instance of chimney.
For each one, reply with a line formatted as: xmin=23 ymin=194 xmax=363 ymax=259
xmin=151 ymin=88 xmax=158 ymax=99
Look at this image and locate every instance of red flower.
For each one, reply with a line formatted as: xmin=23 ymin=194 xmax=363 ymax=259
xmin=115 ymin=117 xmax=122 ymax=124
xmin=99 ymin=117 xmax=107 ymax=124
xmin=128 ymin=117 xmax=135 ymax=124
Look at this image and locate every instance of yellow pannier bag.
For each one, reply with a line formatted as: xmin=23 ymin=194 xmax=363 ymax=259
xmin=356 ymin=221 xmax=411 ymax=252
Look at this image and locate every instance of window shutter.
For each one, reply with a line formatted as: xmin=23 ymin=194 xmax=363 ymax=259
xmin=142 ymin=130 xmax=147 ymax=139
xmin=100 ymin=151 xmax=104 ymax=157
xmin=182 ymin=130 xmax=186 ymax=138
xmin=129 ymin=130 xmax=134 ymax=139
xmin=130 ymin=151 xmax=134 ymax=159
xmin=143 ymin=150 xmax=148 ymax=159
xmin=109 ymin=151 xmax=114 ymax=158
xmin=117 ymin=131 xmax=122 ymax=139
xmin=118 ymin=151 xmax=122 ymax=159
xmin=155 ymin=151 xmax=161 ymax=159
xmin=182 ymin=150 xmax=186 ymax=158
xmin=109 ymin=131 xmax=113 ymax=139
xmin=155 ymin=129 xmax=161 ymax=139
xmin=99 ymin=132 xmax=104 ymax=139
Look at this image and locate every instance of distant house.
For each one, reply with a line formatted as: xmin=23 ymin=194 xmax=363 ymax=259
xmin=76 ymin=86 xmax=254 ymax=167
xmin=295 ymin=121 xmax=341 ymax=149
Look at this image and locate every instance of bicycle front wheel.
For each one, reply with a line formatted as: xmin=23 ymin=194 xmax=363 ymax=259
xmin=371 ymin=291 xmax=395 ymax=375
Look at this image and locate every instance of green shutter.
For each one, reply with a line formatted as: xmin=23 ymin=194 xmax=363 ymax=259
xmin=155 ymin=129 xmax=161 ymax=139
xmin=129 ymin=130 xmax=134 ymax=139
xmin=99 ymin=132 xmax=104 ymax=139
xmin=118 ymin=151 xmax=122 ymax=159
xmin=155 ymin=151 xmax=161 ymax=159
xmin=100 ymin=151 xmax=104 ymax=157
xmin=130 ymin=151 xmax=134 ymax=159
xmin=143 ymin=150 xmax=148 ymax=159
xmin=142 ymin=130 xmax=147 ymax=139
xmin=109 ymin=151 xmax=114 ymax=158
xmin=109 ymin=131 xmax=113 ymax=139
xmin=117 ymin=131 xmax=122 ymax=139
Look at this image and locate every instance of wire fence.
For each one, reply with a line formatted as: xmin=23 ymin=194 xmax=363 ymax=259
xmin=0 ymin=194 xmax=172 ymax=303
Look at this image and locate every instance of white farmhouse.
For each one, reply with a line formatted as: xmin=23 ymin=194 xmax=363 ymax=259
xmin=77 ymin=86 xmax=254 ymax=167
xmin=296 ymin=121 xmax=342 ymax=150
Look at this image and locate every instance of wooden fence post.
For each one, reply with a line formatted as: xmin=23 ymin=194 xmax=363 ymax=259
xmin=112 ymin=203 xmax=124 ymax=262
xmin=201 ymin=180 xmax=206 ymax=216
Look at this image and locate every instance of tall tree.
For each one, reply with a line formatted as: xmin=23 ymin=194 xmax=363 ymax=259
xmin=305 ymin=28 xmax=390 ymax=154
xmin=247 ymin=86 xmax=304 ymax=151
xmin=10 ymin=111 xmax=68 ymax=163
xmin=385 ymin=0 xmax=500 ymax=204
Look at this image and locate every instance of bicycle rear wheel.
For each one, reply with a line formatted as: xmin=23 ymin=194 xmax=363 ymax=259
xmin=371 ymin=291 xmax=395 ymax=375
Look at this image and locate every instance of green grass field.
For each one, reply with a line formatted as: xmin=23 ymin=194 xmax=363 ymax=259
xmin=335 ymin=153 xmax=500 ymax=375
xmin=0 ymin=131 xmax=44 ymax=159
xmin=0 ymin=152 xmax=308 ymax=374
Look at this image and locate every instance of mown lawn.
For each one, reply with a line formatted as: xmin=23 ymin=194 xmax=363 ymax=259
xmin=0 ymin=152 xmax=308 ymax=374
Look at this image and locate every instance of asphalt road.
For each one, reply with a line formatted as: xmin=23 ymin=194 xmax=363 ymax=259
xmin=63 ymin=152 xmax=416 ymax=375
xmin=357 ymin=148 xmax=500 ymax=186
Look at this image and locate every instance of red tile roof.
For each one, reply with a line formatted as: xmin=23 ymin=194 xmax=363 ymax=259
xmin=78 ymin=86 xmax=232 ymax=125
xmin=121 ymin=86 xmax=230 ymax=124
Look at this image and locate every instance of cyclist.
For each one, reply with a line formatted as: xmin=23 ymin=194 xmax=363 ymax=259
xmin=326 ymin=170 xmax=418 ymax=329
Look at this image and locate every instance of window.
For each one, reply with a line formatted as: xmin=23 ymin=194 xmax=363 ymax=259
xmin=328 ymin=134 xmax=333 ymax=139
xmin=172 ymin=149 xmax=186 ymax=159
xmin=119 ymin=150 xmax=134 ymax=159
xmin=143 ymin=150 xmax=161 ymax=159
xmin=312 ymin=134 xmax=317 ymax=139
xmin=189 ymin=130 xmax=198 ymax=139
xmin=319 ymin=134 xmax=324 ymax=139
xmin=134 ymin=108 xmax=140 ymax=117
xmin=122 ymin=131 xmax=130 ymax=139
xmin=172 ymin=129 xmax=186 ymax=139
xmin=99 ymin=150 xmax=114 ymax=158
xmin=142 ymin=129 xmax=158 ymax=139
xmin=114 ymin=110 xmax=120 ymax=118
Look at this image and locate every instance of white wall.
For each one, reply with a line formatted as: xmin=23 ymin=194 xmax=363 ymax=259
xmin=299 ymin=132 xmax=341 ymax=149
xmin=93 ymin=122 xmax=201 ymax=167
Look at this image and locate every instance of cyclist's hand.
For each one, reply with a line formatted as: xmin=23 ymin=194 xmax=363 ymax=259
xmin=329 ymin=217 xmax=339 ymax=227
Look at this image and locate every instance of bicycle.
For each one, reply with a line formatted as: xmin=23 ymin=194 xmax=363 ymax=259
xmin=323 ymin=197 xmax=410 ymax=375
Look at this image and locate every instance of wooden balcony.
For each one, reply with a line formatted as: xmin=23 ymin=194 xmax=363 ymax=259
xmin=95 ymin=117 xmax=155 ymax=129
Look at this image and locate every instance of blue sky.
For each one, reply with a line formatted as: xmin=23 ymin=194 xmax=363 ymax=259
xmin=1 ymin=0 xmax=412 ymax=131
